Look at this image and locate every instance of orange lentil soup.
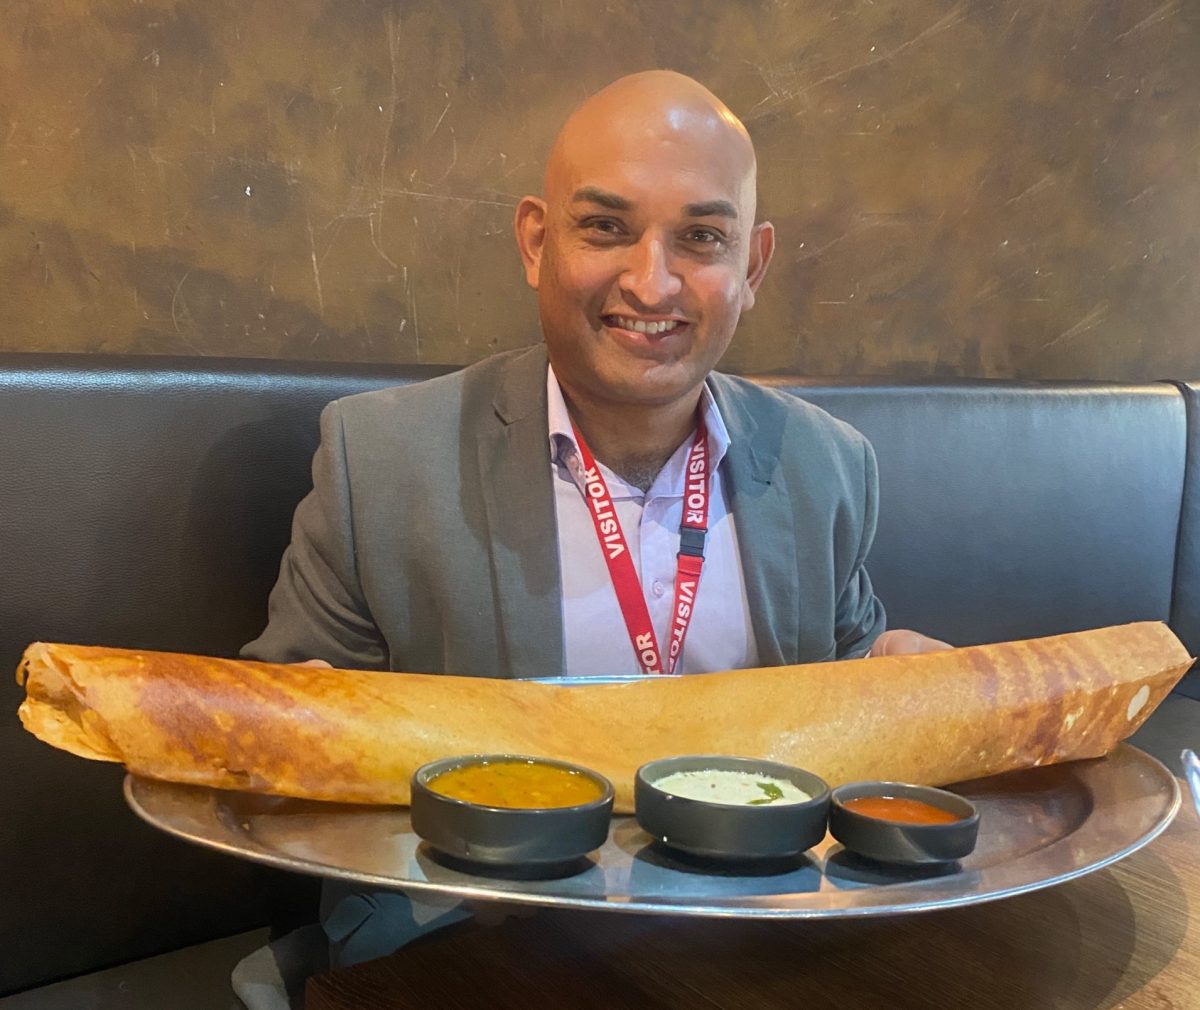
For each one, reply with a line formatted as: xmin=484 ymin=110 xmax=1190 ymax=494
xmin=842 ymin=796 xmax=962 ymax=825
xmin=427 ymin=760 xmax=604 ymax=809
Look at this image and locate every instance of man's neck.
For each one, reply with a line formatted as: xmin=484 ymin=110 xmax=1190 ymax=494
xmin=562 ymin=385 xmax=703 ymax=493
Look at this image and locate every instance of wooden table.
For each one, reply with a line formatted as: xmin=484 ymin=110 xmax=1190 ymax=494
xmin=309 ymin=700 xmax=1200 ymax=1010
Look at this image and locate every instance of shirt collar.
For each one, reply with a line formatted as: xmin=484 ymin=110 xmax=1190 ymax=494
xmin=546 ymin=363 xmax=731 ymax=470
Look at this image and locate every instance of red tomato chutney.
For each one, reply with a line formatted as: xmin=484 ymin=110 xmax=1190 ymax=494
xmin=841 ymin=795 xmax=962 ymax=825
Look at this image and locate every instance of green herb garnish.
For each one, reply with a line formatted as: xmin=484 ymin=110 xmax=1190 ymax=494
xmin=747 ymin=781 xmax=785 ymax=805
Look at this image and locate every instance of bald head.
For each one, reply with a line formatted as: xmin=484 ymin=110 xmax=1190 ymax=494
xmin=545 ymin=71 xmax=759 ymax=223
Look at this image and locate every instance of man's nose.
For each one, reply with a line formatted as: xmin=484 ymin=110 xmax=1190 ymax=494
xmin=619 ymin=234 xmax=682 ymax=306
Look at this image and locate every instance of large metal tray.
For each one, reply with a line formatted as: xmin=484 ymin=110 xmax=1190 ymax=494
xmin=125 ymin=743 xmax=1179 ymax=919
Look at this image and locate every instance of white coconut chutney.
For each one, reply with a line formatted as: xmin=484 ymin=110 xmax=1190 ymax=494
xmin=652 ymin=769 xmax=811 ymax=806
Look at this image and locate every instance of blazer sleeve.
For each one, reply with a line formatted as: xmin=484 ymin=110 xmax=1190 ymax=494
xmin=834 ymin=436 xmax=887 ymax=659
xmin=241 ymin=401 xmax=389 ymax=670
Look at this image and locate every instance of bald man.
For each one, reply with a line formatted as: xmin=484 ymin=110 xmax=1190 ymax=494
xmin=244 ymin=71 xmax=942 ymax=680
xmin=234 ymin=72 xmax=943 ymax=1005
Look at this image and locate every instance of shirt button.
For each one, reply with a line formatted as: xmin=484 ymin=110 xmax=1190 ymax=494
xmin=652 ymin=580 xmax=666 ymax=598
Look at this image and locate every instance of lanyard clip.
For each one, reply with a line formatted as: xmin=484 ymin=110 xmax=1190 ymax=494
xmin=678 ymin=526 xmax=707 ymax=559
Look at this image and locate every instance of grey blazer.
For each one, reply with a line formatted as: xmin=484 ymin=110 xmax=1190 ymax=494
xmin=242 ymin=344 xmax=885 ymax=675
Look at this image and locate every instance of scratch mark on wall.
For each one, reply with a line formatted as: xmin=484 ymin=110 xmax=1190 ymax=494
xmin=1006 ymin=172 xmax=1056 ymax=205
xmin=974 ymin=277 xmax=1003 ymax=303
xmin=745 ymin=55 xmax=801 ymax=122
xmin=169 ymin=269 xmax=202 ymax=353
xmin=403 ymin=266 xmax=419 ymax=359
xmin=1036 ymin=300 xmax=1112 ymax=356
xmin=745 ymin=6 xmax=969 ymax=123
xmin=435 ymin=130 xmax=458 ymax=184
xmin=370 ymin=10 xmax=403 ymax=270
xmin=306 ymin=211 xmax=325 ymax=314
xmin=146 ymin=146 xmax=176 ymax=240
xmin=1124 ymin=185 xmax=1157 ymax=206
xmin=412 ymin=291 xmax=421 ymax=360
xmin=748 ymin=6 xmax=971 ymax=123
xmin=453 ymin=250 xmax=463 ymax=343
xmin=1115 ymin=0 xmax=1180 ymax=41
xmin=379 ymin=187 xmax=518 ymax=208
xmin=429 ymin=90 xmax=452 ymax=139
xmin=1070 ymin=8 xmax=1098 ymax=49
xmin=795 ymin=214 xmax=899 ymax=263
xmin=801 ymin=4 xmax=969 ymax=100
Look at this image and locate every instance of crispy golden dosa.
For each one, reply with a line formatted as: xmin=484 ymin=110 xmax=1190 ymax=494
xmin=17 ymin=622 xmax=1192 ymax=812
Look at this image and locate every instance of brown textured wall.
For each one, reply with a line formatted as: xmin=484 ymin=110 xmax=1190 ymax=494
xmin=1 ymin=0 xmax=1197 ymax=379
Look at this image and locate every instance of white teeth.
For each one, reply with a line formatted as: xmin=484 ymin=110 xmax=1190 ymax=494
xmin=613 ymin=316 xmax=681 ymax=335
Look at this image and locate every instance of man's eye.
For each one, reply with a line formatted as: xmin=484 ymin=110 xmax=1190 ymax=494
xmin=584 ymin=218 xmax=623 ymax=236
xmin=686 ymin=228 xmax=723 ymax=244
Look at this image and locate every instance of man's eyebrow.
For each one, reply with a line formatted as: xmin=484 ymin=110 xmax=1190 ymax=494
xmin=571 ymin=187 xmax=633 ymax=211
xmin=569 ymin=189 xmax=738 ymax=220
xmin=684 ymin=199 xmax=738 ymax=219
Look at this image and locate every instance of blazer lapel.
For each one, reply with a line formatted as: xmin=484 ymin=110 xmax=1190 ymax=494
xmin=475 ymin=345 xmax=565 ymax=679
xmin=710 ymin=374 xmax=799 ymax=667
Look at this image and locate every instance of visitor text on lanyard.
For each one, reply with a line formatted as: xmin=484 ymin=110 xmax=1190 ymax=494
xmin=571 ymin=416 xmax=710 ymax=675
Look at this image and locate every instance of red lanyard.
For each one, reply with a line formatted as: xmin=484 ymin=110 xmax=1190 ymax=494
xmin=571 ymin=415 xmax=710 ymax=675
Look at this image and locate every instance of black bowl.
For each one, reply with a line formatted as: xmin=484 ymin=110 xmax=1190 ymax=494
xmin=634 ymin=755 xmax=831 ymax=860
xmin=829 ymin=781 xmax=980 ymax=865
xmin=410 ymin=755 xmax=614 ymax=868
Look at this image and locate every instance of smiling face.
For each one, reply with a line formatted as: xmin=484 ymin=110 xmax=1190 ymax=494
xmin=515 ymin=73 xmax=774 ymax=414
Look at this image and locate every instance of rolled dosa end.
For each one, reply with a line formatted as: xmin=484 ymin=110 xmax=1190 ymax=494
xmin=17 ymin=642 xmax=123 ymax=763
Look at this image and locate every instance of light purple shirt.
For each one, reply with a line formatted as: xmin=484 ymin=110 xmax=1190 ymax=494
xmin=548 ymin=366 xmax=759 ymax=677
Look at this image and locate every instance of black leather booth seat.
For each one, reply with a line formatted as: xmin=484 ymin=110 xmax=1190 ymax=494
xmin=1 ymin=352 xmax=1196 ymax=995
xmin=1172 ymin=381 xmax=1200 ymax=669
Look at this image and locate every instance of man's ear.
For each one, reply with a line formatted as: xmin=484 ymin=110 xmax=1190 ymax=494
xmin=514 ymin=196 xmax=548 ymax=289
xmin=740 ymin=221 xmax=776 ymax=312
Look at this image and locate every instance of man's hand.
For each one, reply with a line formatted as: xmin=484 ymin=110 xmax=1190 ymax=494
xmin=869 ymin=629 xmax=953 ymax=657
xmin=293 ymin=659 xmax=332 ymax=668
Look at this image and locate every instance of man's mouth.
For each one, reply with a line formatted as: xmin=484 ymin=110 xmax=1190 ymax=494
xmin=603 ymin=314 xmax=687 ymax=336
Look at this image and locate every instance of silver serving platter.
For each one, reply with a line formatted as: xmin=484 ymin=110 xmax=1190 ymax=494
xmin=1184 ymin=748 xmax=1200 ymax=819
xmin=125 ymin=743 xmax=1179 ymax=919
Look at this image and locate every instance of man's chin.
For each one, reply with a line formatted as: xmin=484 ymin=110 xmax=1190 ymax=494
xmin=596 ymin=365 xmax=708 ymax=410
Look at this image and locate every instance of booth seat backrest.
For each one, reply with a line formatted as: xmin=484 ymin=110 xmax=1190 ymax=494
xmin=785 ymin=380 xmax=1191 ymax=655
xmin=0 ymin=354 xmax=444 ymax=995
xmin=0 ymin=353 xmax=1196 ymax=994
xmin=1172 ymin=381 xmax=1200 ymax=669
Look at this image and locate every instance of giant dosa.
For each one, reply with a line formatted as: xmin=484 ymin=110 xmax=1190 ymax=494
xmin=17 ymin=622 xmax=1192 ymax=812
